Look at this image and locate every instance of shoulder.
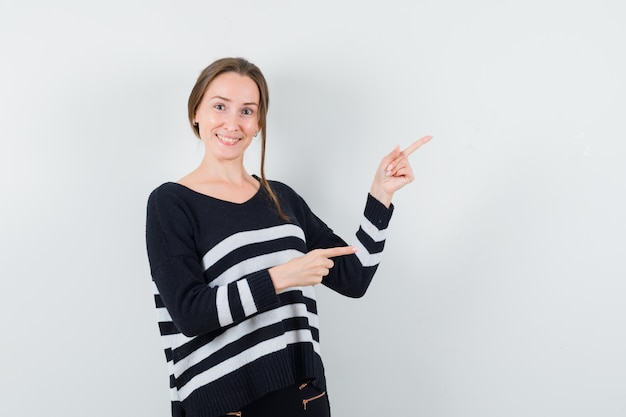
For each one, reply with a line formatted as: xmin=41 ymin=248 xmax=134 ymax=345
xmin=146 ymin=182 xmax=202 ymax=235
xmin=148 ymin=182 xmax=180 ymax=204
xmin=265 ymin=179 xmax=301 ymax=200
xmin=264 ymin=179 xmax=312 ymax=210
xmin=263 ymin=178 xmax=319 ymax=223
xmin=147 ymin=182 xmax=198 ymax=215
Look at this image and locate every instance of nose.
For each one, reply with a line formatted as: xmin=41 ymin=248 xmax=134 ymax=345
xmin=222 ymin=109 xmax=239 ymax=131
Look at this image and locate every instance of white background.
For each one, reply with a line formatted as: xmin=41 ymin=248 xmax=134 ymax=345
xmin=1 ymin=1 xmax=625 ymax=416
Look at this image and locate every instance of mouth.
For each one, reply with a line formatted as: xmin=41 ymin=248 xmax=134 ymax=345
xmin=216 ymin=134 xmax=241 ymax=145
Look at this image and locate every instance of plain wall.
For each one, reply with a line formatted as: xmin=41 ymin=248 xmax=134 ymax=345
xmin=1 ymin=1 xmax=625 ymax=416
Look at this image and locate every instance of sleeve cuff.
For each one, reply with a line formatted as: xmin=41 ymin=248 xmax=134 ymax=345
xmin=365 ymin=193 xmax=394 ymax=230
xmin=247 ymin=270 xmax=281 ymax=313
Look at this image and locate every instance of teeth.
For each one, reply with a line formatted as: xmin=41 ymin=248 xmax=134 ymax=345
xmin=217 ymin=134 xmax=240 ymax=145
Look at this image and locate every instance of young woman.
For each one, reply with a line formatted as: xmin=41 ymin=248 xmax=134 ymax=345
xmin=145 ymin=57 xmax=432 ymax=417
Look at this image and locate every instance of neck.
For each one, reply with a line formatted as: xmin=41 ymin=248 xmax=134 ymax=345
xmin=197 ymin=154 xmax=252 ymax=185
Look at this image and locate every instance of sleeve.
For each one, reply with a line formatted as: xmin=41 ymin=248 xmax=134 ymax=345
xmin=145 ymin=186 xmax=281 ymax=337
xmin=299 ymin=192 xmax=394 ymax=298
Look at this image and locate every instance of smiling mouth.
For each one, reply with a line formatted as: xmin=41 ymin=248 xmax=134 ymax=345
xmin=216 ymin=134 xmax=241 ymax=145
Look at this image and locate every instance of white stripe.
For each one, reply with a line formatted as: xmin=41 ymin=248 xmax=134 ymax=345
xmin=161 ymin=288 xmax=318 ymax=354
xmin=156 ymin=271 xmax=314 ymax=352
xmin=169 ymin=387 xmax=179 ymax=402
xmin=237 ymin=279 xmax=257 ymax=317
xmin=164 ymin=354 xmax=180 ymax=402
xmin=178 ymin=329 xmax=320 ymax=400
xmin=156 ymin=284 xmax=308 ymax=346
xmin=156 ymin=287 xmax=315 ymax=334
xmin=281 ymin=287 xmax=319 ymax=329
xmin=160 ymin=333 xmax=192 ymax=351
xmin=210 ymin=249 xmax=304 ymax=287
xmin=166 ymin=359 xmax=180 ymax=402
xmin=202 ymin=224 xmax=306 ymax=271
xmin=156 ymin=307 xmax=172 ymax=322
xmin=173 ymin=301 xmax=318 ymax=378
xmin=360 ymin=215 xmax=387 ymax=242
xmin=216 ymin=286 xmax=233 ymax=327
xmin=298 ymin=285 xmax=316 ymax=300
xmin=352 ymin=239 xmax=384 ymax=267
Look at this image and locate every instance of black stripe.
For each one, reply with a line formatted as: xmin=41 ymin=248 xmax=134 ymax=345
xmin=204 ymin=237 xmax=306 ymax=280
xmin=228 ymin=281 xmax=245 ymax=323
xmin=154 ymin=294 xmax=165 ymax=308
xmin=159 ymin=321 xmax=179 ymax=335
xmin=356 ymin=227 xmax=385 ymax=254
xmin=311 ymin=326 xmax=319 ymax=342
xmin=173 ymin=294 xmax=316 ymax=359
xmin=176 ymin=317 xmax=316 ymax=387
xmin=279 ymin=290 xmax=318 ymax=314
xmin=164 ymin=348 xmax=173 ymax=362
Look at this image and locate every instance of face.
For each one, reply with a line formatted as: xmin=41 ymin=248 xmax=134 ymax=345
xmin=194 ymin=72 xmax=260 ymax=162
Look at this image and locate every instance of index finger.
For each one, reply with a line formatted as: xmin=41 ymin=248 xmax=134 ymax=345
xmin=403 ymin=135 xmax=433 ymax=156
xmin=319 ymin=246 xmax=358 ymax=258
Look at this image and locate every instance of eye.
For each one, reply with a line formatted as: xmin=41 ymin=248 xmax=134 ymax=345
xmin=242 ymin=108 xmax=254 ymax=116
xmin=214 ymin=104 xmax=225 ymax=110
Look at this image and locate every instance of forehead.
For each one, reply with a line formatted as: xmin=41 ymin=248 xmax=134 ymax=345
xmin=205 ymin=72 xmax=260 ymax=103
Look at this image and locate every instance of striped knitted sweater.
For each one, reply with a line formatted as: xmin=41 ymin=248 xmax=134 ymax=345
xmin=145 ymin=178 xmax=393 ymax=417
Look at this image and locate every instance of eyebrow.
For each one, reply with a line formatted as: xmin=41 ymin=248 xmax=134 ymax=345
xmin=209 ymin=95 xmax=259 ymax=106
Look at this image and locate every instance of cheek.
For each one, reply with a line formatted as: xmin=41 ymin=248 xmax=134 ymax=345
xmin=241 ymin=121 xmax=258 ymax=134
xmin=250 ymin=118 xmax=261 ymax=131
xmin=196 ymin=116 xmax=218 ymax=139
xmin=200 ymin=112 xmax=220 ymax=125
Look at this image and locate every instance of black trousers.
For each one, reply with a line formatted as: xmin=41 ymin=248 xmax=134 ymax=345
xmin=221 ymin=381 xmax=330 ymax=417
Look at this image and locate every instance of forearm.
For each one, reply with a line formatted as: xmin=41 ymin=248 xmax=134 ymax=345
xmin=153 ymin=256 xmax=280 ymax=337
xmin=321 ymin=194 xmax=394 ymax=297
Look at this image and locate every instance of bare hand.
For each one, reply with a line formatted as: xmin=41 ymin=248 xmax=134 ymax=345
xmin=370 ymin=135 xmax=433 ymax=207
xmin=269 ymin=246 xmax=357 ymax=292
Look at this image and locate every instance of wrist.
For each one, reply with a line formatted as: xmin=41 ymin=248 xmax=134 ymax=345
xmin=369 ymin=185 xmax=393 ymax=208
xmin=268 ymin=266 xmax=288 ymax=293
